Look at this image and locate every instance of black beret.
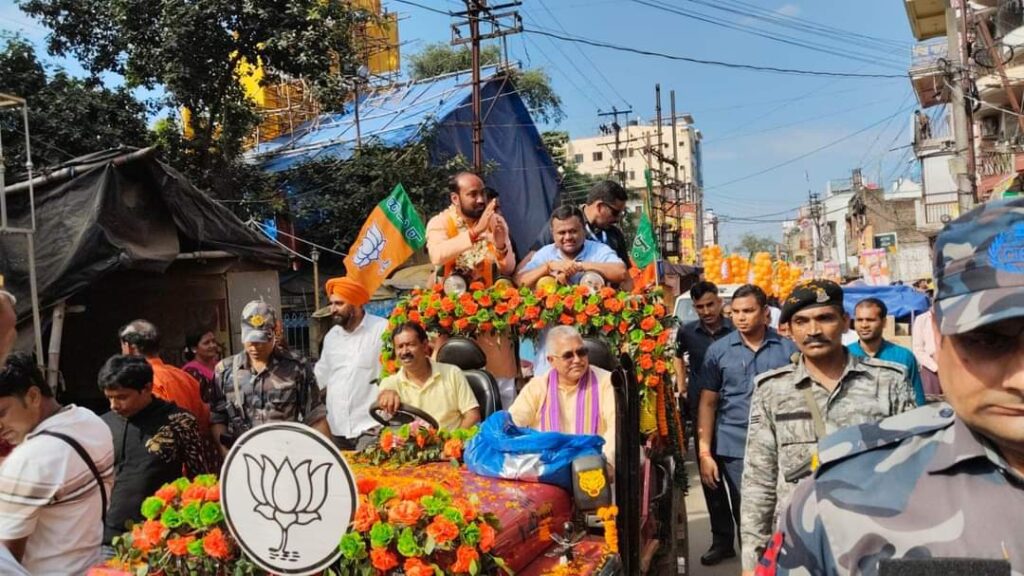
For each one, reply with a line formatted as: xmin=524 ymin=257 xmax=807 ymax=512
xmin=779 ymin=280 xmax=844 ymax=325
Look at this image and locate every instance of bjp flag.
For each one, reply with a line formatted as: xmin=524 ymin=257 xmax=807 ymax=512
xmin=343 ymin=184 xmax=426 ymax=295
xmin=630 ymin=212 xmax=660 ymax=289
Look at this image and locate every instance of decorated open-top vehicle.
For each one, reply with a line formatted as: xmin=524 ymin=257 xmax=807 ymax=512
xmin=93 ymin=282 xmax=688 ymax=576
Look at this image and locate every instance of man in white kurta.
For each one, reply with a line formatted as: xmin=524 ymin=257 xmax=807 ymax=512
xmin=316 ymin=277 xmax=388 ymax=449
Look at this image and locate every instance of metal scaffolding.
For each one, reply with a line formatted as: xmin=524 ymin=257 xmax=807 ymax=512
xmin=0 ymin=92 xmax=44 ymax=364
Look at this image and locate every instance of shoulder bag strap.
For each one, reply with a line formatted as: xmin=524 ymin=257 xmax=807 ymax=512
xmin=798 ymin=386 xmax=827 ymax=440
xmin=35 ymin=431 xmax=107 ymax=525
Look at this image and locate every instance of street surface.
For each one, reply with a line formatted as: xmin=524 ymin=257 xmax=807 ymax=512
xmin=684 ymin=457 xmax=740 ymax=576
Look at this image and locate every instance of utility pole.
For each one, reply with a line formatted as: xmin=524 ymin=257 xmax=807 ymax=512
xmin=946 ymin=0 xmax=977 ymax=211
xmin=451 ymin=1 xmax=522 ymax=172
xmin=598 ymin=106 xmax=632 ymax=187
xmin=808 ymin=186 xmax=824 ymax=274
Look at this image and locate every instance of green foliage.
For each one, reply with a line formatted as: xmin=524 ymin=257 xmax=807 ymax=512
xmin=407 ymin=42 xmax=563 ymax=124
xmin=16 ymin=0 xmax=365 ymax=194
xmin=281 ymin=140 xmax=468 ymax=251
xmin=737 ymin=233 xmax=780 ymax=257
xmin=0 ymin=37 xmax=149 ymax=179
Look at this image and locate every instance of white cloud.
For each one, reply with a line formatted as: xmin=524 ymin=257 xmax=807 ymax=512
xmin=775 ymin=3 xmax=802 ymax=18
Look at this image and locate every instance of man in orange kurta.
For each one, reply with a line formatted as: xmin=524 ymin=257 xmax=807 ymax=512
xmin=119 ymin=319 xmax=211 ymax=434
xmin=425 ymin=172 xmax=518 ymax=408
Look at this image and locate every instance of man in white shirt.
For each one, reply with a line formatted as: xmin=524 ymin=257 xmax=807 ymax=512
xmin=912 ymin=308 xmax=941 ymax=397
xmin=0 ymin=352 xmax=114 ymax=574
xmin=316 ymin=276 xmax=388 ymax=450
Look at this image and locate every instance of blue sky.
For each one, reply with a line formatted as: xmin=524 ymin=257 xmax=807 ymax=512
xmin=1 ymin=0 xmax=919 ymax=249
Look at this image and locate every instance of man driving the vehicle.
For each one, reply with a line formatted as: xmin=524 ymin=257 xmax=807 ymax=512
xmin=377 ymin=322 xmax=481 ymax=430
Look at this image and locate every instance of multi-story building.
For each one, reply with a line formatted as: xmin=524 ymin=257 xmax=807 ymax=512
xmin=904 ymin=0 xmax=1023 ymax=227
xmin=567 ymin=117 xmax=705 ymax=263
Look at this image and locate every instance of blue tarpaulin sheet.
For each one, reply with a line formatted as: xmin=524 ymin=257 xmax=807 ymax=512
xmin=249 ymin=68 xmax=559 ymax=259
xmin=842 ymin=284 xmax=931 ymax=319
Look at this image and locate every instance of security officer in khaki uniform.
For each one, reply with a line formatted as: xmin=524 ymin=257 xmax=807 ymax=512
xmin=738 ymin=280 xmax=916 ymax=574
xmin=760 ymin=197 xmax=1024 ymax=576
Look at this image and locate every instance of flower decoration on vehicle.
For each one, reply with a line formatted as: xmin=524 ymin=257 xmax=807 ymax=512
xmin=339 ymin=480 xmax=509 ymax=575
xmin=381 ymin=283 xmax=678 ymax=440
xmin=352 ymin=422 xmax=479 ymax=467
xmin=107 ymin=475 xmax=258 ymax=575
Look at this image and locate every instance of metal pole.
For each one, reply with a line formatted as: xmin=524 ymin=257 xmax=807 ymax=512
xmin=959 ymin=0 xmax=977 ymax=204
xmin=354 ymin=82 xmax=362 ymax=150
xmin=470 ymin=0 xmax=483 ymax=172
xmin=26 ymin=233 xmax=43 ymax=363
xmin=670 ymin=90 xmax=680 ymax=199
xmin=46 ymin=301 xmax=65 ymax=393
xmin=311 ymin=248 xmax=321 ymax=312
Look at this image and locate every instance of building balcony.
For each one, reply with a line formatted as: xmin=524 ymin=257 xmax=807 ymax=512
xmin=916 ymin=200 xmax=959 ymax=232
xmin=903 ymin=0 xmax=947 ymax=41
xmin=910 ymin=40 xmax=950 ymax=107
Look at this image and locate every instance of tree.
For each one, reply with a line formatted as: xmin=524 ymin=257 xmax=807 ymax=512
xmin=407 ymin=43 xmax=564 ymax=125
xmin=737 ymin=233 xmax=779 ymax=256
xmin=274 ymin=140 xmax=471 ymax=252
xmin=16 ymin=0 xmax=366 ymax=194
xmin=0 ymin=38 xmax=149 ymax=179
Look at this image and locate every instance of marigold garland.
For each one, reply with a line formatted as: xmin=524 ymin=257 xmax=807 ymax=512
xmin=596 ymin=506 xmax=619 ymax=554
xmin=382 ymin=283 xmax=677 ymax=440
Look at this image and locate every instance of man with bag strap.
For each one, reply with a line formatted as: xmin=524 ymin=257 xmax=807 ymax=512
xmin=738 ymin=280 xmax=915 ymax=575
xmin=426 ymin=172 xmax=518 ymax=407
xmin=0 ymin=352 xmax=114 ymax=574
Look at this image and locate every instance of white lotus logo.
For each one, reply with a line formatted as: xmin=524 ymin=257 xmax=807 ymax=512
xmin=353 ymin=223 xmax=391 ymax=273
xmin=244 ymin=455 xmax=332 ymax=561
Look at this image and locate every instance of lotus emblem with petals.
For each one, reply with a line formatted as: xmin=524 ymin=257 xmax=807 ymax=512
xmin=352 ymin=223 xmax=391 ymax=273
xmin=244 ymin=455 xmax=332 ymax=561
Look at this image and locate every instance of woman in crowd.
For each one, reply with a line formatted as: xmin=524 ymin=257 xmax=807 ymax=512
xmin=182 ymin=329 xmax=220 ymax=403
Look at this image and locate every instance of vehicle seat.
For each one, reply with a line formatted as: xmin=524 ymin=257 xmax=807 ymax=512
xmin=583 ymin=337 xmax=619 ymax=371
xmin=436 ymin=337 xmax=500 ymax=420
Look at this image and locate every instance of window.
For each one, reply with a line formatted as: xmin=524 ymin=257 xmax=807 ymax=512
xmin=573 ymin=154 xmax=584 ymax=164
xmin=629 ymin=170 xmax=636 ymax=181
xmin=592 ymin=151 xmax=603 ymax=162
xmin=628 ymin=149 xmax=635 ymax=157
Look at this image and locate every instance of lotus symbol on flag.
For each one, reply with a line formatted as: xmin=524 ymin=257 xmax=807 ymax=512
xmin=243 ymin=455 xmax=332 ymax=561
xmin=353 ymin=223 xmax=391 ymax=273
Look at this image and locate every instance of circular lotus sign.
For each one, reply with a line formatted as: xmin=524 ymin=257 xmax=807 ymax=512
xmin=220 ymin=423 xmax=356 ymax=575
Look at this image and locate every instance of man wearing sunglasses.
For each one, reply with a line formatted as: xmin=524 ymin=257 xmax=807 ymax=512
xmin=509 ymin=326 xmax=617 ymax=465
xmin=522 ymin=180 xmax=631 ymax=268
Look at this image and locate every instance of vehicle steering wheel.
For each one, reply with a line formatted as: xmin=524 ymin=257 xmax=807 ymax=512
xmin=368 ymin=401 xmax=440 ymax=430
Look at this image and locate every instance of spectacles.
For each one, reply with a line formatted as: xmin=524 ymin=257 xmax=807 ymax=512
xmin=557 ymin=347 xmax=589 ymax=361
xmin=602 ymin=202 xmax=623 ymax=219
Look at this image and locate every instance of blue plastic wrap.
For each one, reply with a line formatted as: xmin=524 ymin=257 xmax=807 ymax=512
xmin=464 ymin=411 xmax=604 ymax=490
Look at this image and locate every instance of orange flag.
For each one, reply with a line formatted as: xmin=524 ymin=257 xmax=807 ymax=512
xmin=344 ymin=184 xmax=426 ymax=296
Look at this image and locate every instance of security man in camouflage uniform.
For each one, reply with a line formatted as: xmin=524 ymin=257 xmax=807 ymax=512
xmin=738 ymin=280 xmax=916 ymax=574
xmin=761 ymin=197 xmax=1024 ymax=575
xmin=209 ymin=300 xmax=330 ymax=455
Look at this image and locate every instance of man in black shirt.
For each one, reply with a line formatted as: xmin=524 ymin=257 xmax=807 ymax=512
xmin=524 ymin=180 xmax=630 ymax=267
xmin=673 ymin=281 xmax=737 ymax=566
xmin=98 ymin=355 xmax=214 ymax=550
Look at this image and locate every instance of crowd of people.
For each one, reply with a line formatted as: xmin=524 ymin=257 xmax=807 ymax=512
xmin=0 ymin=172 xmax=632 ymax=573
xmin=0 ymin=170 xmax=1019 ymax=575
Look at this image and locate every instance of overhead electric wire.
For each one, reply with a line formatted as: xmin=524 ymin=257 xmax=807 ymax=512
xmin=704 ymin=96 xmax=897 ymax=144
xmin=519 ymin=16 xmax=616 ymax=110
xmin=679 ymin=0 xmax=910 ymax=54
xmin=388 ymin=0 xmax=451 ymax=16
xmin=522 ymin=34 xmax=604 ymax=111
xmin=535 ymin=0 xmax=631 ymax=108
xmin=524 ymin=28 xmax=906 ymax=79
xmin=705 ymin=104 xmax=916 ymax=191
xmin=631 ymin=0 xmax=906 ymax=71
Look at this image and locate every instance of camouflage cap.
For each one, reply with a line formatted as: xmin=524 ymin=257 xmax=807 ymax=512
xmin=779 ymin=279 xmax=844 ymax=325
xmin=933 ymin=196 xmax=1024 ymax=335
xmin=241 ymin=299 xmax=277 ymax=343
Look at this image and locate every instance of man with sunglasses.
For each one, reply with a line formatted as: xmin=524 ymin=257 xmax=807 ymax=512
xmin=509 ymin=326 xmax=617 ymax=464
xmin=523 ymin=180 xmax=631 ymax=268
